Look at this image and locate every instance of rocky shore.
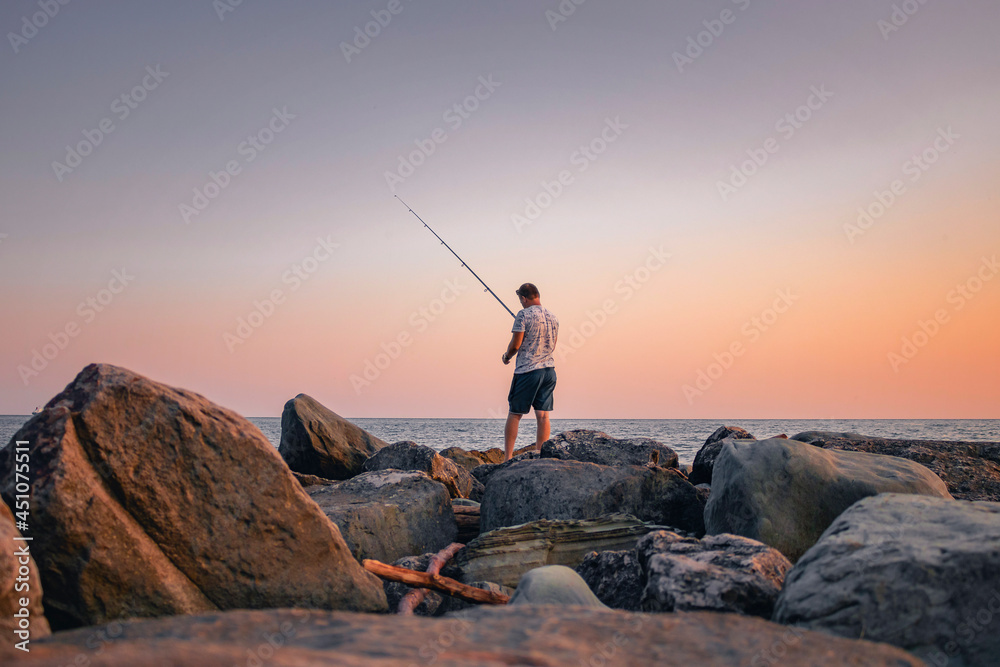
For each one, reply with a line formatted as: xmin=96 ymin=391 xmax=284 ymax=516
xmin=2 ymin=363 xmax=998 ymax=666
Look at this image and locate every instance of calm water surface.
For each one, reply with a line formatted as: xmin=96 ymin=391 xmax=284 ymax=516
xmin=4 ymin=415 xmax=997 ymax=466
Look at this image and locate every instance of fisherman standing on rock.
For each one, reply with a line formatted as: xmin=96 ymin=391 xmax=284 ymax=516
xmin=501 ymin=283 xmax=559 ymax=461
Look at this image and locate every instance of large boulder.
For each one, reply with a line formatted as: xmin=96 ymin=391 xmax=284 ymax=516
xmin=0 ymin=502 xmax=50 ymax=643
xmin=20 ymin=607 xmax=926 ymax=666
xmin=0 ymin=364 xmax=386 ymax=630
xmin=796 ymin=433 xmax=1000 ymax=502
xmin=455 ymin=514 xmax=659 ymax=589
xmin=307 ymin=470 xmax=456 ymax=564
xmin=540 ymin=429 xmax=679 ymax=468
xmin=481 ymin=459 xmax=704 ymax=534
xmin=278 ymin=393 xmax=387 ymax=480
xmin=636 ymin=531 xmax=792 ymax=618
xmin=688 ymin=425 xmax=755 ymax=485
xmin=705 ymin=437 xmax=952 ymax=561
xmin=775 ymin=493 xmax=1000 ymax=667
xmin=363 ymin=441 xmax=483 ymax=501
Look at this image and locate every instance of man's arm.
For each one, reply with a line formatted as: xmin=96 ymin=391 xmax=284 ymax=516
xmin=502 ymin=332 xmax=524 ymax=365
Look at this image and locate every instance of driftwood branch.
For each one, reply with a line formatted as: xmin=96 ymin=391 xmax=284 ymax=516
xmin=397 ymin=542 xmax=465 ymax=614
xmin=363 ymin=558 xmax=509 ymax=606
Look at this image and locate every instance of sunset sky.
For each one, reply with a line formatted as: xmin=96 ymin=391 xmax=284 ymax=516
xmin=2 ymin=1 xmax=998 ymax=419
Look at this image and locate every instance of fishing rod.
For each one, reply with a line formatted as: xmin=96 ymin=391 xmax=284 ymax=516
xmin=395 ymin=195 xmax=516 ymax=319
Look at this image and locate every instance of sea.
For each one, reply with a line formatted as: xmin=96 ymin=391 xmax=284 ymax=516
xmin=2 ymin=416 xmax=998 ymax=466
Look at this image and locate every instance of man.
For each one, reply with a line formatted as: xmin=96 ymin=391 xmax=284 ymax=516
xmin=501 ymin=283 xmax=559 ymax=461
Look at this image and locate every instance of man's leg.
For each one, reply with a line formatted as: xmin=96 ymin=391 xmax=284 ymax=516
xmin=534 ymin=410 xmax=550 ymax=451
xmin=504 ymin=412 xmax=523 ymax=461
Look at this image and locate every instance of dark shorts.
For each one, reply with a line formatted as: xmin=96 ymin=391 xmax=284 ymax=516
xmin=508 ymin=367 xmax=557 ymax=415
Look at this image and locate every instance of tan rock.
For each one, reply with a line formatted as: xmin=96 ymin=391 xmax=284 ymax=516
xmin=0 ymin=364 xmax=386 ymax=630
xmin=0 ymin=502 xmax=50 ymax=643
xmin=278 ymin=393 xmax=387 ymax=480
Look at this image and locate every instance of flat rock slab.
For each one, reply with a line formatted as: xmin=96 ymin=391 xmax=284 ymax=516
xmin=18 ymin=606 xmax=925 ymax=666
xmin=307 ymin=470 xmax=456 ymax=564
xmin=455 ymin=514 xmax=658 ymax=589
xmin=705 ymin=437 xmax=952 ymax=561
xmin=797 ymin=433 xmax=1000 ymax=502
xmin=775 ymin=493 xmax=1000 ymax=667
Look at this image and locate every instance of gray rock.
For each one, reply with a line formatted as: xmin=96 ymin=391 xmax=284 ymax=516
xmin=508 ymin=565 xmax=608 ymax=607
xmin=637 ymin=531 xmax=792 ymax=618
xmin=689 ymin=425 xmax=755 ymax=486
xmin=705 ymin=437 xmax=952 ymax=561
xmin=0 ymin=365 xmax=386 ymax=631
xmin=470 ymin=448 xmax=541 ymax=486
xmin=540 ymin=429 xmax=679 ymax=468
xmin=774 ymin=493 xmax=1000 ymax=667
xmin=455 ymin=514 xmax=659 ymax=589
xmin=806 ymin=434 xmax=1000 ymax=502
xmin=278 ymin=393 xmax=387 ymax=480
xmin=789 ymin=430 xmax=866 ymax=445
xmin=575 ymin=550 xmax=645 ymax=611
xmin=363 ymin=441 xmax=484 ymax=501
xmin=307 ymin=470 xmax=456 ymax=564
xmin=481 ymin=459 xmax=704 ymax=534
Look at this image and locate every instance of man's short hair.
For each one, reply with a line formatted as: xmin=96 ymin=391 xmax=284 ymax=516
xmin=516 ymin=283 xmax=540 ymax=299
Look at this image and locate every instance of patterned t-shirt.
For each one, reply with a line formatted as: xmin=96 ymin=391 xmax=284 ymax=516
xmin=512 ymin=305 xmax=559 ymax=374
